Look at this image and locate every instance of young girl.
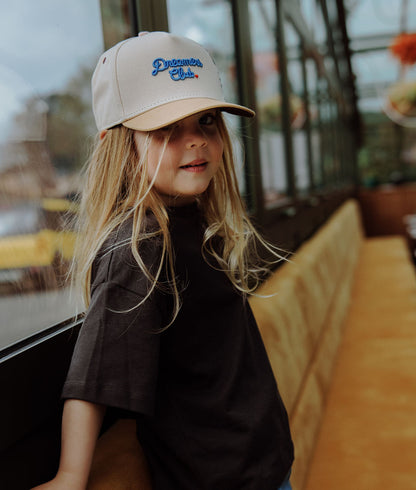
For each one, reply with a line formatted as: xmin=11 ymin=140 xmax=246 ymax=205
xmin=34 ymin=32 xmax=294 ymax=490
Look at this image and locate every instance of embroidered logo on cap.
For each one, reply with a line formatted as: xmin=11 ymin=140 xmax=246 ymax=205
xmin=152 ymin=57 xmax=203 ymax=81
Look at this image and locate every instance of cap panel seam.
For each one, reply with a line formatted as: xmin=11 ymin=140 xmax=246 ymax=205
xmin=113 ymin=40 xmax=130 ymax=119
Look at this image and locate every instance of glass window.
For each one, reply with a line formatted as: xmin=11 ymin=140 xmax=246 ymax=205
xmin=248 ymin=0 xmax=288 ymax=208
xmin=329 ymin=99 xmax=342 ymax=186
xmin=325 ymin=0 xmax=338 ymax=24
xmin=166 ymin=0 xmax=246 ymax=192
xmin=306 ymin=57 xmax=323 ymax=189
xmin=401 ymin=127 xmax=416 ymax=182
xmin=347 ymin=0 xmax=416 ymax=189
xmin=300 ymin=0 xmax=317 ymax=33
xmin=317 ymin=77 xmax=336 ymax=187
xmin=353 ymin=50 xmax=403 ymax=94
xmin=0 ymin=0 xmax=130 ymax=348
xmin=347 ymin=0 xmax=416 ymax=38
xmin=100 ymin=0 xmax=133 ymax=49
xmin=309 ymin=0 xmax=327 ymax=49
xmin=284 ymin=20 xmax=310 ymax=195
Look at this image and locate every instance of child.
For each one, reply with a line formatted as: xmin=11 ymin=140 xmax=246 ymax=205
xmin=33 ymin=32 xmax=294 ymax=490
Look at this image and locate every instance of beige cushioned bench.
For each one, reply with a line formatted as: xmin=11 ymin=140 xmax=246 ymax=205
xmin=87 ymin=198 xmax=416 ymax=490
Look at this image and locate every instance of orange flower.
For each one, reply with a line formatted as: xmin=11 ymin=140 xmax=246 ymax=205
xmin=390 ymin=33 xmax=416 ymax=65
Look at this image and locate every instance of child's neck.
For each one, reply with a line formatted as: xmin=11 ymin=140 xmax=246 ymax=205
xmin=160 ymin=194 xmax=197 ymax=207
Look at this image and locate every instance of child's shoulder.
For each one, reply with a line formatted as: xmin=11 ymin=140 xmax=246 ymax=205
xmin=91 ymin=212 xmax=163 ymax=292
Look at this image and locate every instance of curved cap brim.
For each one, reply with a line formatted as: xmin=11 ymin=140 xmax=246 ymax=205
xmin=122 ymin=97 xmax=255 ymax=131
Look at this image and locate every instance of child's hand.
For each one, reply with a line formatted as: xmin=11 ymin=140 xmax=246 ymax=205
xmin=31 ymin=400 xmax=106 ymax=490
xmin=31 ymin=471 xmax=86 ymax=489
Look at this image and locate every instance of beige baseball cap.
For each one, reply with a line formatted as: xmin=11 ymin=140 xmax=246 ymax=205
xmin=92 ymin=31 xmax=254 ymax=132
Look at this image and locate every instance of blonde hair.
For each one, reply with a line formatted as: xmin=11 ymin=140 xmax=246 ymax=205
xmin=72 ymin=115 xmax=283 ymax=324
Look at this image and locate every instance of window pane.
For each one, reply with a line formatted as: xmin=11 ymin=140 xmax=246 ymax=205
xmin=330 ymin=100 xmax=342 ymax=186
xmin=347 ymin=0 xmax=416 ymax=37
xmin=300 ymin=0 xmax=317 ymax=33
xmin=306 ymin=58 xmax=323 ymax=189
xmin=248 ymin=0 xmax=288 ymax=207
xmin=100 ymin=0 xmax=132 ymax=48
xmin=0 ymin=0 xmax=129 ymax=348
xmin=166 ymin=0 xmax=246 ymax=192
xmin=318 ymin=77 xmax=336 ymax=186
xmin=284 ymin=20 xmax=310 ymax=195
xmin=306 ymin=0 xmax=327 ymax=48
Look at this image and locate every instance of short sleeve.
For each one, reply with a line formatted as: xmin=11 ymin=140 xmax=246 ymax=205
xmin=62 ymin=217 xmax=167 ymax=414
xmin=62 ymin=280 xmax=163 ymax=415
xmin=62 ymin=216 xmax=166 ymax=415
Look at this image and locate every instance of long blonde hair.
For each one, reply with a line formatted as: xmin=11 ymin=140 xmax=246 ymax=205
xmin=72 ymin=114 xmax=283 ymax=324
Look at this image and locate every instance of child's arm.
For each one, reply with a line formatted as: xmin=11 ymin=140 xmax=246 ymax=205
xmin=32 ymin=399 xmax=106 ymax=490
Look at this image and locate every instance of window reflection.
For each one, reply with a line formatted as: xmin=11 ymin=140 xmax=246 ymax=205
xmin=306 ymin=57 xmax=322 ymax=189
xmin=0 ymin=0 xmax=130 ymax=348
xmin=100 ymin=0 xmax=133 ymax=49
xmin=347 ymin=0 xmax=416 ymax=37
xmin=318 ymin=78 xmax=337 ymax=187
xmin=249 ymin=0 xmax=288 ymax=208
xmin=284 ymin=20 xmax=310 ymax=195
xmin=300 ymin=0 xmax=317 ymax=32
xmin=309 ymin=0 xmax=327 ymax=49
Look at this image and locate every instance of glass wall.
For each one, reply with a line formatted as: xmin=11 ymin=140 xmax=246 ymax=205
xmin=0 ymin=0 xmax=131 ymax=348
xmin=166 ymin=0 xmax=356 ymax=205
xmin=248 ymin=0 xmax=289 ymax=207
xmin=305 ymin=57 xmax=323 ymax=189
xmin=0 ymin=0 xmax=359 ymax=348
xmin=284 ymin=20 xmax=311 ymax=196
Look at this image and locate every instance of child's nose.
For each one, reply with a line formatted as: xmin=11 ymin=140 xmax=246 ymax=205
xmin=185 ymin=126 xmax=208 ymax=149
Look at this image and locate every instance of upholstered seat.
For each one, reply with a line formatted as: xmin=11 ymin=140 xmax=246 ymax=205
xmin=87 ymin=200 xmax=416 ymax=490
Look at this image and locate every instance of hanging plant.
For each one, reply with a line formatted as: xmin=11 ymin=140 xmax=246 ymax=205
xmin=383 ymin=32 xmax=416 ymax=126
xmin=389 ymin=32 xmax=416 ymax=66
xmin=386 ymin=80 xmax=416 ymax=117
xmin=259 ymin=93 xmax=306 ymax=130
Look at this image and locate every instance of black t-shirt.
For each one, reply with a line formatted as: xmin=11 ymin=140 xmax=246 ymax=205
xmin=62 ymin=203 xmax=294 ymax=489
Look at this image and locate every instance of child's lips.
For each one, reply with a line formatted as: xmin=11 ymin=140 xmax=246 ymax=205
xmin=180 ymin=159 xmax=208 ymax=171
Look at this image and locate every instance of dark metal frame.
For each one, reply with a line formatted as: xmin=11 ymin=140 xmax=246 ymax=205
xmin=0 ymin=318 xmax=83 ymax=488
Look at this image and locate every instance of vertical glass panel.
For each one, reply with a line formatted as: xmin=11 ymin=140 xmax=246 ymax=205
xmin=330 ymin=100 xmax=341 ymax=185
xmin=352 ymin=51 xmax=401 ymax=92
xmin=248 ymin=0 xmax=288 ymax=207
xmin=337 ymin=104 xmax=353 ymax=186
xmin=0 ymin=0 xmax=129 ymax=348
xmin=166 ymin=0 xmax=246 ymax=192
xmin=402 ymin=127 xmax=416 ymax=182
xmin=318 ymin=77 xmax=335 ymax=187
xmin=284 ymin=20 xmax=310 ymax=195
xmin=100 ymin=0 xmax=132 ymax=49
xmin=347 ymin=0 xmax=416 ymax=37
xmin=305 ymin=0 xmax=335 ymax=79
xmin=306 ymin=58 xmax=322 ymax=189
xmin=306 ymin=0 xmax=327 ymax=48
xmin=324 ymin=0 xmax=338 ymax=27
xmin=300 ymin=0 xmax=316 ymax=32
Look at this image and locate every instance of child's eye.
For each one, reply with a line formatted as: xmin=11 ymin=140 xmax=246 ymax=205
xmin=199 ymin=113 xmax=217 ymax=126
xmin=154 ymin=122 xmax=178 ymax=138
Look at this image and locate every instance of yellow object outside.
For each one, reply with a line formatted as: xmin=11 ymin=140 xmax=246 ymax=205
xmin=0 ymin=229 xmax=76 ymax=270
